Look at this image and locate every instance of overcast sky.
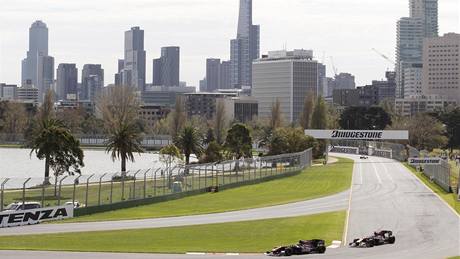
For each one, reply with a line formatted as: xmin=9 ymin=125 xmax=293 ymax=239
xmin=0 ymin=0 xmax=458 ymax=87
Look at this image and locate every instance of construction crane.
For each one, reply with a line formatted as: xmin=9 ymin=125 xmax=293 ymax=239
xmin=329 ymin=56 xmax=339 ymax=76
xmin=371 ymin=48 xmax=396 ymax=65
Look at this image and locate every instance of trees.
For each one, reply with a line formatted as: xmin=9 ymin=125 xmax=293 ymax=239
xmin=200 ymin=141 xmax=224 ymax=164
xmin=339 ymin=106 xmax=392 ymax=130
xmin=311 ymin=97 xmax=328 ymax=129
xmin=299 ymin=94 xmax=315 ymax=129
xmin=224 ymin=123 xmax=253 ymax=160
xmin=270 ymin=99 xmax=283 ymax=130
xmin=213 ymin=99 xmax=228 ymax=144
xmin=159 ymin=144 xmax=183 ymax=170
xmin=176 ymin=125 xmax=203 ymax=165
xmin=98 ymin=86 xmax=144 ymax=173
xmin=0 ymin=102 xmax=28 ymax=136
xmin=170 ymin=96 xmax=186 ymax=139
xmin=437 ymin=108 xmax=460 ymax=151
xmin=30 ymin=90 xmax=84 ymax=184
xmin=267 ymin=127 xmax=318 ymax=156
xmin=387 ymin=114 xmax=448 ymax=151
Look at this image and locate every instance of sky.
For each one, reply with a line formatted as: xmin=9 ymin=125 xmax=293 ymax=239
xmin=0 ymin=0 xmax=458 ymax=87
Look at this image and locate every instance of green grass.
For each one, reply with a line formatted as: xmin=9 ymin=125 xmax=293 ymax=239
xmin=447 ymin=257 xmax=460 ymax=259
xmin=0 ymin=211 xmax=346 ymax=254
xmin=66 ymin=157 xmax=353 ymax=222
xmin=404 ymin=164 xmax=460 ymax=214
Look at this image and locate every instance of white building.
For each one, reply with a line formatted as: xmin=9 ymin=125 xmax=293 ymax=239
xmin=252 ymin=49 xmax=318 ymax=123
xmin=17 ymin=83 xmax=39 ymax=104
xmin=422 ymin=33 xmax=460 ymax=104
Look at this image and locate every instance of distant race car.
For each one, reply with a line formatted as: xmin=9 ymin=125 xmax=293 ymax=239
xmin=360 ymin=156 xmax=369 ymax=160
xmin=349 ymin=230 xmax=396 ymax=248
xmin=266 ymin=239 xmax=326 ymax=256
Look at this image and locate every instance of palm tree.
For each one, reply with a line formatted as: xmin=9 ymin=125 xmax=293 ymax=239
xmin=30 ymin=118 xmax=84 ymax=185
xmin=106 ymin=123 xmax=144 ymax=173
xmin=98 ymin=86 xmax=144 ymax=173
xmin=176 ymin=126 xmax=203 ymax=165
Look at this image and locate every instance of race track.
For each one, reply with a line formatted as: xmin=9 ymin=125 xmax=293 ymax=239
xmin=1 ymin=154 xmax=459 ymax=259
xmin=0 ymin=190 xmax=349 ymax=236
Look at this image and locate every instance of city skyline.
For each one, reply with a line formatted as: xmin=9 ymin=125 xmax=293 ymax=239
xmin=0 ymin=0 xmax=458 ymax=87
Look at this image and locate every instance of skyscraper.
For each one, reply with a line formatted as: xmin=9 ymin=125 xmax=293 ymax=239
xmin=410 ymin=0 xmax=438 ymax=37
xmin=230 ymin=0 xmax=260 ymax=88
xmin=395 ymin=0 xmax=438 ymax=98
xmin=81 ymin=64 xmax=104 ymax=101
xmin=114 ymin=59 xmax=124 ymax=85
xmin=122 ymin=27 xmax=146 ymax=91
xmin=21 ymin=20 xmax=54 ymax=101
xmin=422 ymin=33 xmax=460 ymax=103
xmin=220 ymin=61 xmax=232 ymax=89
xmin=206 ymin=58 xmax=221 ymax=92
xmin=152 ymin=47 xmax=180 ymax=87
xmin=56 ymin=64 xmax=78 ymax=101
xmin=253 ymin=50 xmax=318 ymax=123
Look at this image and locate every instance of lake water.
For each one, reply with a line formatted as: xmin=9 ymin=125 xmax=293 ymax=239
xmin=0 ymin=148 xmax=160 ymax=181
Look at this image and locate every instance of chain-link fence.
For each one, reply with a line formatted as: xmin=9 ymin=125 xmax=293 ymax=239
xmin=0 ymin=149 xmax=312 ymax=213
xmin=424 ymin=159 xmax=451 ymax=192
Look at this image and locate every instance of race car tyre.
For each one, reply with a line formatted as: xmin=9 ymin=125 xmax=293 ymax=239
xmin=317 ymin=246 xmax=326 ymax=254
xmin=388 ymin=236 xmax=396 ymax=244
xmin=284 ymin=248 xmax=293 ymax=256
xmin=366 ymin=241 xmax=374 ymax=248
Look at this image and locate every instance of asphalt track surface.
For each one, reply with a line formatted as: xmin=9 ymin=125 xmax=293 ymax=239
xmin=1 ymin=154 xmax=459 ymax=259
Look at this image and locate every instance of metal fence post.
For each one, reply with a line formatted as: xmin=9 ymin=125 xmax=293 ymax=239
xmin=22 ymin=178 xmax=31 ymax=208
xmin=205 ymin=165 xmax=208 ymax=188
xmin=132 ymin=169 xmax=141 ymax=200
xmin=85 ymin=174 xmax=94 ymax=207
xmin=143 ymin=169 xmax=150 ymax=199
xmin=121 ymin=172 xmax=126 ymax=201
xmin=41 ymin=180 xmax=46 ymax=208
xmin=222 ymin=163 xmax=225 ymax=186
xmin=1 ymin=178 xmax=9 ymax=211
xmin=110 ymin=174 xmax=114 ymax=204
xmin=57 ymin=176 xmax=68 ymax=206
xmin=198 ymin=167 xmax=201 ymax=190
xmin=72 ymin=175 xmax=81 ymax=206
xmin=98 ymin=173 xmax=107 ymax=206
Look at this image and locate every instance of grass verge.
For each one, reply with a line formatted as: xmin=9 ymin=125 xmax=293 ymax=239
xmin=0 ymin=211 xmax=345 ymax=253
xmin=404 ymin=163 xmax=460 ymax=214
xmin=64 ymin=157 xmax=353 ymax=222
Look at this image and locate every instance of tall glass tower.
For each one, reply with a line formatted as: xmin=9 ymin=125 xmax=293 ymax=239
xmin=230 ymin=0 xmax=260 ymax=89
xmin=122 ymin=27 xmax=146 ymax=92
xmin=21 ymin=20 xmax=54 ymax=101
xmin=395 ymin=0 xmax=438 ymax=98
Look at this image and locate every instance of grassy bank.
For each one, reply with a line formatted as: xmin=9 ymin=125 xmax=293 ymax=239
xmin=404 ymin=164 xmax=460 ymax=214
xmin=64 ymin=157 xmax=353 ymax=222
xmin=0 ymin=211 xmax=346 ymax=254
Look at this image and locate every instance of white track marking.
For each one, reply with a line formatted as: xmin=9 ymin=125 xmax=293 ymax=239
xmin=380 ymin=158 xmax=394 ymax=182
xmin=370 ymin=159 xmax=383 ymax=184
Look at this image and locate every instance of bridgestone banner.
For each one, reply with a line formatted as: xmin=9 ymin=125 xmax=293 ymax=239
xmin=0 ymin=205 xmax=74 ymax=228
xmin=305 ymin=130 xmax=409 ymax=140
xmin=408 ymin=157 xmax=443 ymax=166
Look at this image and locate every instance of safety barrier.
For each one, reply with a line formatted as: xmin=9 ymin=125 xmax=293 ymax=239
xmin=0 ymin=149 xmax=312 ymax=216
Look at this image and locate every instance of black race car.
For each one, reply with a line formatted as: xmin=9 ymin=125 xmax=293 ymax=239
xmin=349 ymin=230 xmax=396 ymax=248
xmin=360 ymin=156 xmax=369 ymax=160
xmin=266 ymin=239 xmax=326 ymax=256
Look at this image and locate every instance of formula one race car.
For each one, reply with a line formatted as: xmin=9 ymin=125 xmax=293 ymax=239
xmin=360 ymin=156 xmax=369 ymax=160
xmin=349 ymin=230 xmax=396 ymax=248
xmin=266 ymin=239 xmax=326 ymax=256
